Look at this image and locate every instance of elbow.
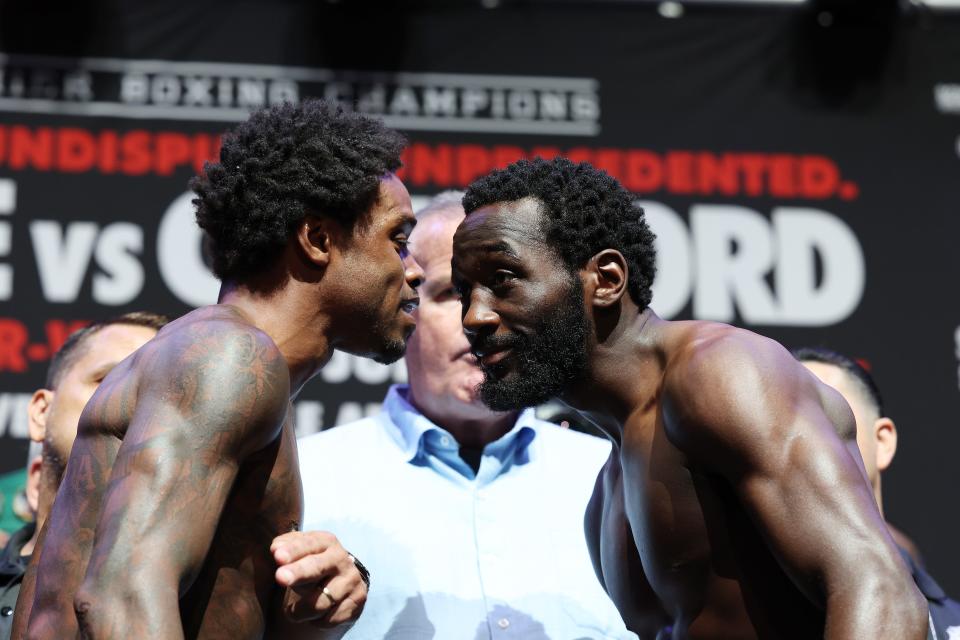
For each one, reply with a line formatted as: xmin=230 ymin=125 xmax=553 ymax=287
xmin=73 ymin=580 xmax=140 ymax=637
xmin=848 ymin=563 xmax=928 ymax=637
xmin=73 ymin=585 xmax=112 ymax=637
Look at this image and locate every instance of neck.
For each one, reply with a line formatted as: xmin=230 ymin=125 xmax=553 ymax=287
xmin=874 ymin=478 xmax=884 ymax=517
xmin=560 ymin=306 xmax=663 ymax=441
xmin=408 ymin=389 xmax=518 ymax=449
xmin=219 ymin=278 xmax=334 ymax=397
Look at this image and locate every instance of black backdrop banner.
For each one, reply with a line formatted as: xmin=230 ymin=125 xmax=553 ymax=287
xmin=0 ymin=3 xmax=957 ymax=591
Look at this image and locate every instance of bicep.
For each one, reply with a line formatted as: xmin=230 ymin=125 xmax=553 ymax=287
xmin=733 ymin=412 xmax=889 ymax=601
xmin=84 ymin=405 xmax=240 ymax=593
xmin=667 ymin=333 xmax=898 ymax=601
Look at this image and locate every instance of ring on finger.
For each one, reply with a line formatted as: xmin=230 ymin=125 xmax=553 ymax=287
xmin=321 ymin=586 xmax=338 ymax=606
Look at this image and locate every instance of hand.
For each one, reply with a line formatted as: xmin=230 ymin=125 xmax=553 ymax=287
xmin=271 ymin=530 xmax=368 ymax=627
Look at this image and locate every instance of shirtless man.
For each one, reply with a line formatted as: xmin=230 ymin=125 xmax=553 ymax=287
xmin=450 ymin=157 xmax=928 ymax=639
xmin=16 ymin=100 xmax=423 ymax=639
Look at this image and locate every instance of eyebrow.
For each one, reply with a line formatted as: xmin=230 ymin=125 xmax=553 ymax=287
xmin=479 ymin=241 xmax=521 ymax=260
xmin=88 ymin=361 xmax=120 ymax=381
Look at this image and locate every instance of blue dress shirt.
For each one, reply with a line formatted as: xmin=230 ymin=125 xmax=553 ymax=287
xmin=299 ymin=385 xmax=635 ymax=640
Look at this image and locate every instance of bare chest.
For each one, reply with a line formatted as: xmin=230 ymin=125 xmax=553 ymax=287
xmin=591 ymin=425 xmax=715 ymax=626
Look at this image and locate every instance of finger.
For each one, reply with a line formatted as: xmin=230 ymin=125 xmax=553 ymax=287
xmin=311 ymin=576 xmax=368 ymax=627
xmin=272 ymin=530 xmax=338 ymax=565
xmin=275 ymin=548 xmax=340 ymax=588
xmin=324 ymin=595 xmax=365 ymax=627
xmin=283 ymin=582 xmax=336 ymax=624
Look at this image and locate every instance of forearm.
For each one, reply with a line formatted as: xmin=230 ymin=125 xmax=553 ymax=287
xmin=824 ymin=571 xmax=928 ymax=640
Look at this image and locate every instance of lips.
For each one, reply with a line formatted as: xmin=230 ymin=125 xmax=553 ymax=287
xmin=472 ymin=348 xmax=513 ymax=368
xmin=481 ymin=349 xmax=512 ymax=367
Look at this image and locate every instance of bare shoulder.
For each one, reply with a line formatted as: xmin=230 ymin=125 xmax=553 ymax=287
xmin=659 ymin=321 xmax=828 ymax=466
xmin=141 ymin=306 xmax=291 ymax=451
xmin=661 ymin=320 xmax=798 ymax=412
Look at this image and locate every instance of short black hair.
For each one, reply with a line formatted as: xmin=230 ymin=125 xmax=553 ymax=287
xmin=462 ymin=157 xmax=657 ymax=308
xmin=191 ymin=100 xmax=406 ymax=281
xmin=46 ymin=311 xmax=169 ymax=389
xmin=792 ymin=346 xmax=885 ymax=418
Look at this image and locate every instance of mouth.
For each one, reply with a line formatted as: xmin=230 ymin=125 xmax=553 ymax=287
xmin=473 ymin=348 xmax=513 ymax=368
xmin=400 ymin=297 xmax=420 ymax=314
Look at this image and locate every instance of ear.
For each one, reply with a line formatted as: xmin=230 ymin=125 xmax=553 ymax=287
xmin=874 ymin=416 xmax=898 ymax=472
xmin=295 ymin=214 xmax=334 ymax=269
xmin=586 ymin=249 xmax=629 ymax=308
xmin=26 ymin=454 xmax=42 ymax=514
xmin=28 ymin=389 xmax=53 ymax=442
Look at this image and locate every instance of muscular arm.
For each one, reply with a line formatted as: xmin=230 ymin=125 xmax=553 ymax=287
xmin=68 ymin=326 xmax=288 ymax=639
xmin=662 ymin=328 xmax=927 ymax=640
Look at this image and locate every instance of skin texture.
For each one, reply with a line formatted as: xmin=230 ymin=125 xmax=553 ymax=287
xmin=451 ymin=198 xmax=927 ymax=640
xmin=15 ymin=175 xmax=423 ymax=640
xmin=800 ymin=361 xmax=923 ymax=564
xmin=24 ymin=324 xmax=159 ymax=544
xmin=404 ymin=204 xmax=515 ymax=449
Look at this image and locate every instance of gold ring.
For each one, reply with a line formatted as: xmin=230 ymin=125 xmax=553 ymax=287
xmin=321 ymin=586 xmax=337 ymax=605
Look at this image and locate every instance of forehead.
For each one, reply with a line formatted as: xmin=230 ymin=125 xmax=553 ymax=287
xmin=410 ymin=210 xmax=462 ymax=271
xmin=453 ymin=197 xmax=549 ymax=256
xmin=67 ymin=324 xmax=157 ymax=374
xmin=369 ymin=173 xmax=414 ymax=228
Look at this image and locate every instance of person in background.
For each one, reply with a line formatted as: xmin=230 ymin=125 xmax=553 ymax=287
xmin=0 ymin=444 xmax=40 ymax=640
xmin=0 ymin=312 xmax=168 ymax=640
xmin=298 ymin=191 xmax=634 ymax=639
xmin=795 ymin=346 xmax=960 ymax=639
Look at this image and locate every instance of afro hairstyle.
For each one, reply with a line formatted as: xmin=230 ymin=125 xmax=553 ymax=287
xmin=191 ymin=99 xmax=406 ymax=281
xmin=462 ymin=157 xmax=657 ymax=308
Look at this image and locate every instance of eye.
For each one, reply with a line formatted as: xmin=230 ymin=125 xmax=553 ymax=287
xmin=492 ymin=270 xmax=517 ymax=288
xmin=438 ymin=286 xmax=460 ymax=301
xmin=393 ymin=235 xmax=410 ymax=255
xmin=452 ymin=279 xmax=469 ymax=300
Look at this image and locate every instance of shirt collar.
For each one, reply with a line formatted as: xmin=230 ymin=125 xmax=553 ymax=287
xmin=382 ymin=384 xmax=538 ymax=463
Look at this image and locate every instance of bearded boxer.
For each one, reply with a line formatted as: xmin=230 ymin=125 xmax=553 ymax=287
xmin=15 ymin=100 xmax=423 ymax=639
xmin=451 ymin=157 xmax=927 ymax=639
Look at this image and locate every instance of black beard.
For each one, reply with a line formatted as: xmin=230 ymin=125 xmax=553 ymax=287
xmin=373 ymin=337 xmax=407 ymax=365
xmin=476 ymin=278 xmax=589 ymax=411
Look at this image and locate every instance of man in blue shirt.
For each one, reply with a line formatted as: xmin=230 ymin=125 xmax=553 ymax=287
xmin=299 ymin=192 xmax=634 ymax=639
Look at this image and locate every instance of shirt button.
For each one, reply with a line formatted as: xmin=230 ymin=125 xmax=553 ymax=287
xmin=497 ymin=617 xmax=510 ymax=629
xmin=1 ymin=606 xmax=12 ymax=616
xmin=440 ymin=436 xmax=451 ymax=447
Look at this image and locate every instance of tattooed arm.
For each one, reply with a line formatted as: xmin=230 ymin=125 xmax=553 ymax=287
xmin=71 ymin=324 xmax=290 ymax=639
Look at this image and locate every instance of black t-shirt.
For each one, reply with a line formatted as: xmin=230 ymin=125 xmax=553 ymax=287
xmin=0 ymin=523 xmax=35 ymax=640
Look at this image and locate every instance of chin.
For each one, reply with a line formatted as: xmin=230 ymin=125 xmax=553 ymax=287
xmin=373 ymin=339 xmax=407 ymax=365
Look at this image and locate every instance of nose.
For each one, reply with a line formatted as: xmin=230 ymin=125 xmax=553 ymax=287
xmin=461 ymin=289 xmax=499 ymax=338
xmin=403 ymin=251 xmax=424 ymax=290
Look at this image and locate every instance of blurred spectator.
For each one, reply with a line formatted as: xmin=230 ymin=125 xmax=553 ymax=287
xmin=795 ymin=346 xmax=960 ymax=639
xmin=0 ymin=312 xmax=167 ymax=639
xmin=298 ymin=193 xmax=633 ymax=639
xmin=0 ymin=445 xmax=40 ymax=634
